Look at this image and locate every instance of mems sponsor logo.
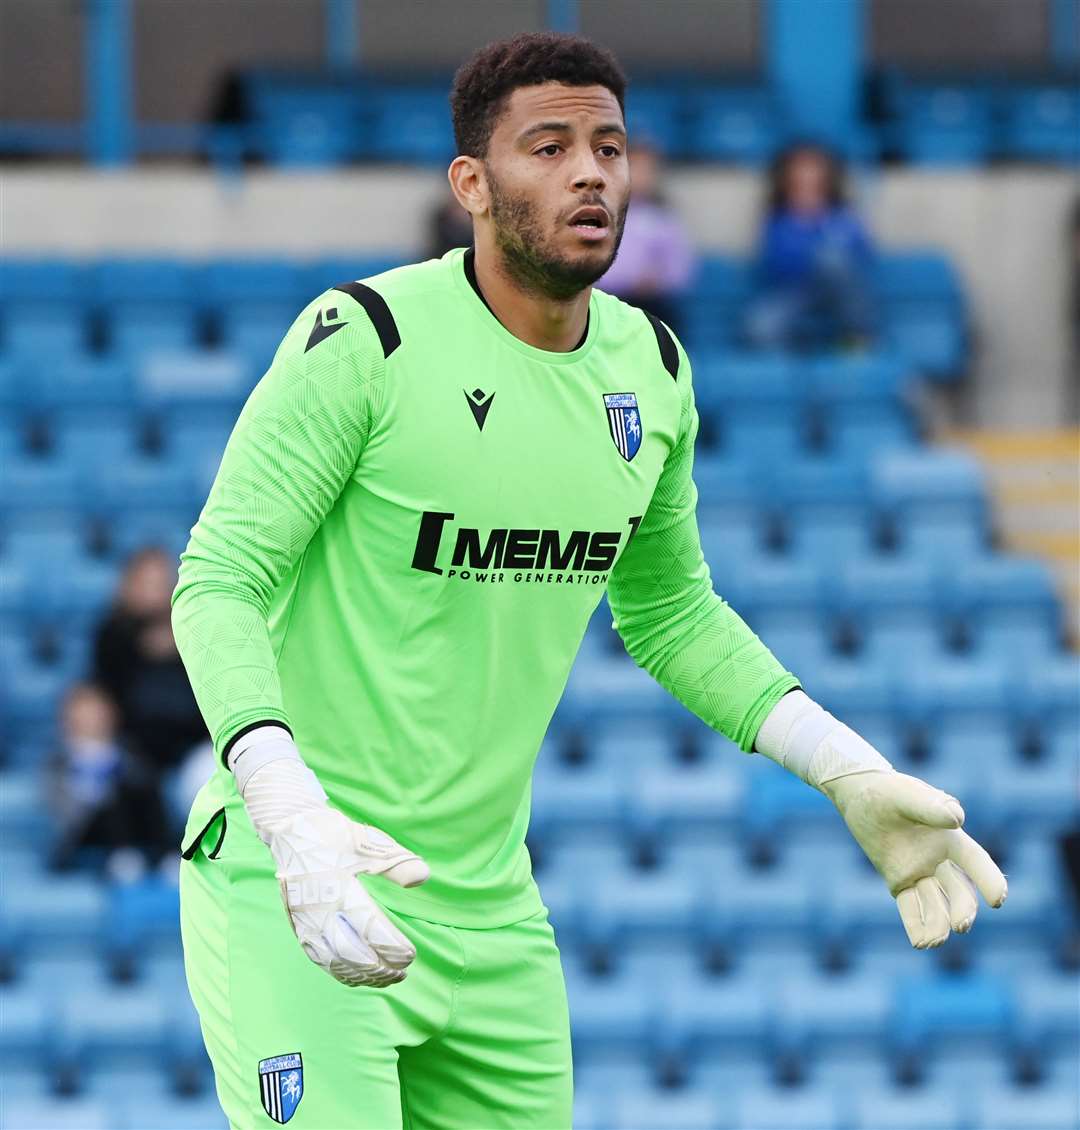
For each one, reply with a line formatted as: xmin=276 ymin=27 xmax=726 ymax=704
xmin=411 ymin=511 xmax=642 ymax=585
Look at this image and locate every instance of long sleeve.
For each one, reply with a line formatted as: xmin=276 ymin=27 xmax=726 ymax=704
xmin=170 ymin=293 xmax=385 ymax=766
xmin=607 ymin=335 xmax=801 ymax=752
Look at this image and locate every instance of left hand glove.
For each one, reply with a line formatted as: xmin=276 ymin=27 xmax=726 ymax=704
xmin=822 ymin=769 xmax=1008 ymax=948
xmin=754 ymin=689 xmax=1008 ymax=948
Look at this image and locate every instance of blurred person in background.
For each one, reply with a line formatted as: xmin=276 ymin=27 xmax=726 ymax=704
xmin=743 ymin=141 xmax=878 ymax=351
xmin=92 ymin=546 xmax=209 ymax=777
xmin=45 ymin=682 xmax=175 ymax=880
xmin=596 ymin=136 xmax=695 ymax=336
xmin=425 ymin=189 xmax=475 ymax=259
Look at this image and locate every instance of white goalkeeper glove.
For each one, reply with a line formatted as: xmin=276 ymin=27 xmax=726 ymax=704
xmin=754 ymin=691 xmax=1008 ymax=948
xmin=227 ymin=725 xmax=430 ymax=987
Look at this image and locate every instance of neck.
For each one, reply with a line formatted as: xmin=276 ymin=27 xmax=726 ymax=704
xmin=470 ymin=235 xmax=591 ymax=353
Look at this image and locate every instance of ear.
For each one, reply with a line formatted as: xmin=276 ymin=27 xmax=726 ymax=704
xmin=448 ymin=155 xmax=488 ymax=218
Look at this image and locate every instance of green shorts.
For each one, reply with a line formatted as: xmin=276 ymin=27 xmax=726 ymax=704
xmin=178 ymin=799 xmax=573 ymax=1130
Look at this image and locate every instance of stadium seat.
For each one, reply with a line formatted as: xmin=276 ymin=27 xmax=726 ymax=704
xmin=834 ymin=554 xmax=947 ymax=662
xmin=623 ymin=86 xmax=687 ymax=156
xmin=611 ymin=1087 xmax=725 ymax=1130
xmin=108 ymin=306 xmax=199 ymax=361
xmin=871 ymin=448 xmax=991 ymax=558
xmin=976 ymin=1084 xmax=1080 ymax=1130
xmin=945 ymin=554 xmax=1065 ymax=658
xmin=2 ymin=304 xmax=88 ymax=359
xmin=689 ymin=86 xmax=781 ymax=164
xmin=892 ymin=971 xmax=1014 ymax=1060
xmin=775 ymin=455 xmax=877 ymax=563
xmin=0 ymin=1097 xmax=111 ymax=1130
xmin=851 ymin=1085 xmax=962 ymax=1130
xmin=891 ymin=86 xmax=995 ymax=165
xmin=734 ymin=1084 xmax=839 ymax=1130
xmin=217 ymin=300 xmax=293 ymax=371
xmin=201 ymin=258 xmax=306 ymax=308
xmin=1000 ymin=86 xmax=1080 ymax=163
xmin=367 ymin=86 xmax=456 ymax=163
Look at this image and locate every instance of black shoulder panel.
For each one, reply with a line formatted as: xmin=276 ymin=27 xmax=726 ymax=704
xmin=642 ymin=310 xmax=679 ymax=381
xmin=333 ymin=281 xmax=401 ymax=359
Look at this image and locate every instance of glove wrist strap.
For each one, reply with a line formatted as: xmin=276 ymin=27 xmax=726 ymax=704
xmin=227 ymin=725 xmax=328 ymax=842
xmin=755 ymin=689 xmax=893 ymax=791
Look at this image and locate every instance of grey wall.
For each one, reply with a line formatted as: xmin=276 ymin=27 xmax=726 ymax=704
xmin=869 ymin=0 xmax=1051 ymax=67
xmin=0 ymin=0 xmax=85 ymax=122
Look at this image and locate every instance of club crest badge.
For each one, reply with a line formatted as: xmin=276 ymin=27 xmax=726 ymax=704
xmin=603 ymin=392 xmax=643 ymax=462
xmin=259 ymin=1053 xmax=303 ymax=1123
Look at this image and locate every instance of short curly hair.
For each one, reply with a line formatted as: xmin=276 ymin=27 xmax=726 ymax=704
xmin=450 ymin=32 xmax=627 ymax=159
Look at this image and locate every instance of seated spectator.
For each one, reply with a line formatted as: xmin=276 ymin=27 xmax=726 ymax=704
xmin=597 ymin=138 xmax=695 ymax=337
xmin=45 ymin=683 xmax=175 ymax=879
xmin=92 ymin=546 xmax=209 ymax=775
xmin=743 ymin=141 xmax=878 ymax=351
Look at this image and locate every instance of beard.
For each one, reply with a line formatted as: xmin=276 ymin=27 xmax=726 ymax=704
xmin=485 ymin=165 xmax=628 ymax=301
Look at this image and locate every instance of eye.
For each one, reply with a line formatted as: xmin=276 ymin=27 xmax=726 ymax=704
xmin=536 ymin=143 xmax=562 ymax=157
xmin=599 ymin=145 xmax=621 ymax=158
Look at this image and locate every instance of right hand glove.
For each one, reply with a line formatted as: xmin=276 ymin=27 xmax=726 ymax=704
xmin=226 ymin=724 xmax=430 ymax=987
xmin=266 ymin=805 xmax=430 ymax=987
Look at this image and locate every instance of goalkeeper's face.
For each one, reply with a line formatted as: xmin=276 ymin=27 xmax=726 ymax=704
xmin=479 ymin=82 xmax=630 ymax=300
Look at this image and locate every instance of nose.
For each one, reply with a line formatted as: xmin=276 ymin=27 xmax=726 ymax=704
xmin=569 ymin=149 xmax=607 ymax=194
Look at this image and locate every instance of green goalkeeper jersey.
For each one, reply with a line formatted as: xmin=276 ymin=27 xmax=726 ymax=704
xmin=172 ymin=245 xmax=801 ymax=927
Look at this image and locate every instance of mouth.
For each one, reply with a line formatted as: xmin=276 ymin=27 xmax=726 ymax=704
xmin=567 ymin=205 xmax=610 ymax=243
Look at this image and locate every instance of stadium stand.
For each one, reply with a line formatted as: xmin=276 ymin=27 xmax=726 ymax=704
xmin=0 ymin=248 xmax=1077 ymax=1130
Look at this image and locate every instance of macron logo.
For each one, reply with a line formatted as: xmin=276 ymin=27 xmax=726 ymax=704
xmin=464 ymin=387 xmax=495 ymax=432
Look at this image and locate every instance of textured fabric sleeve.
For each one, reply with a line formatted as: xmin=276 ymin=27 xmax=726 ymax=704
xmin=171 ymin=292 xmax=385 ymax=765
xmin=607 ymin=332 xmax=801 ymax=753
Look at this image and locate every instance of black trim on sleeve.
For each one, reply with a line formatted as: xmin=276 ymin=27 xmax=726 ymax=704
xmin=642 ymin=310 xmax=680 ymax=380
xmin=333 ymin=281 xmax=401 ymax=358
xmin=220 ymin=719 xmax=294 ymax=769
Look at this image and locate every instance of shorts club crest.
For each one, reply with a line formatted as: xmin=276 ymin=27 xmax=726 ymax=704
xmin=258 ymin=1053 xmax=304 ymax=1123
xmin=603 ymin=392 xmax=643 ymax=461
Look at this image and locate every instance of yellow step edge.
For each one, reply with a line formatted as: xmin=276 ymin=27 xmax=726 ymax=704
xmin=941 ymin=428 xmax=1080 ymax=460
xmin=995 ymin=481 xmax=1080 ymax=504
xmin=1004 ymin=532 xmax=1080 ymax=558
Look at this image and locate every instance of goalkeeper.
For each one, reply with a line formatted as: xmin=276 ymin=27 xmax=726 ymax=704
xmin=173 ymin=31 xmax=1006 ymax=1130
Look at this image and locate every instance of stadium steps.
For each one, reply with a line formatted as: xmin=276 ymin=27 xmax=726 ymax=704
xmin=944 ymin=427 xmax=1080 ymax=648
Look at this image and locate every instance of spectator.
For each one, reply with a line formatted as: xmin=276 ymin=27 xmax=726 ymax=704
xmin=597 ymin=138 xmax=695 ymax=336
xmin=426 ymin=190 xmax=474 ymax=260
xmin=44 ymin=683 xmax=174 ymax=878
xmin=92 ymin=546 xmax=208 ymax=774
xmin=743 ymin=141 xmax=878 ymax=351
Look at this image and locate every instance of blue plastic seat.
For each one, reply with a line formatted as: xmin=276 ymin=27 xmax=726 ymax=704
xmin=0 ymin=1097 xmax=111 ymax=1130
xmin=690 ymin=86 xmax=780 ymax=163
xmin=367 ymin=87 xmax=455 ymax=163
xmin=851 ymin=1086 xmax=962 ymax=1130
xmin=90 ymin=257 xmax=198 ymax=305
xmin=623 ymin=86 xmax=686 ymax=155
xmin=732 ymin=555 xmax=827 ymax=639
xmin=5 ymin=874 xmax=105 ymax=949
xmin=0 ymin=259 xmax=87 ymax=304
xmin=135 ymin=349 xmax=253 ymax=421
xmin=835 ymin=554 xmax=946 ymax=662
xmin=529 ymin=761 xmax=626 ymax=847
xmin=109 ymin=305 xmax=199 ymax=360
xmin=893 ymin=86 xmax=994 ymax=165
xmin=893 ymin=971 xmax=1014 ymax=1056
xmin=776 ymin=455 xmax=876 ymax=562
xmin=37 ymin=357 xmax=135 ymax=410
xmin=886 ymin=303 xmax=967 ymax=378
xmin=947 ymin=555 xmax=1065 ymax=659
xmin=734 ymin=1084 xmax=838 ymax=1130
xmin=564 ymin=965 xmax=654 ymax=1050
xmin=611 ymin=1087 xmax=724 ymax=1130
xmin=3 ymin=305 xmax=87 ymax=358
xmin=57 ymin=981 xmax=172 ymax=1069
xmin=875 ymin=252 xmax=963 ymax=304
xmin=1000 ymin=86 xmax=1080 ymax=163
xmin=871 ymin=448 xmax=990 ymax=559
xmin=51 ymin=406 xmax=145 ymax=467
xmin=624 ymin=761 xmax=745 ymax=849
xmin=977 ymin=1084 xmax=1080 ymax=1130
xmin=201 ymin=259 xmax=306 ymax=306
xmin=217 ymin=300 xmax=293 ymax=371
